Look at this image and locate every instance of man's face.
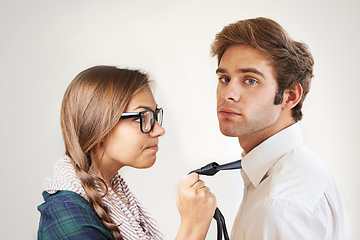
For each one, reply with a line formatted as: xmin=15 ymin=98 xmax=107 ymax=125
xmin=216 ymin=45 xmax=282 ymax=139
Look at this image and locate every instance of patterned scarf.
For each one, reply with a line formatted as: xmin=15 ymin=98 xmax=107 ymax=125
xmin=43 ymin=156 xmax=164 ymax=240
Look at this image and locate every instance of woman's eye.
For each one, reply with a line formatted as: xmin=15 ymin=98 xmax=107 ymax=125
xmin=219 ymin=76 xmax=230 ymax=83
xmin=245 ymin=78 xmax=257 ymax=85
xmin=133 ymin=117 xmax=141 ymax=123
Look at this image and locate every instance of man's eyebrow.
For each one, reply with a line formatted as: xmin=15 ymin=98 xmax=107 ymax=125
xmin=216 ymin=67 xmax=265 ymax=78
xmin=237 ymin=68 xmax=265 ymax=78
xmin=216 ymin=68 xmax=226 ymax=74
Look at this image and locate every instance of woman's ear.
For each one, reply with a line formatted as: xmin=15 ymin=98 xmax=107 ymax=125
xmin=282 ymin=83 xmax=303 ymax=110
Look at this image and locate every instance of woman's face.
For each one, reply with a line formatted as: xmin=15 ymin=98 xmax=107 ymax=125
xmin=100 ymin=86 xmax=165 ymax=179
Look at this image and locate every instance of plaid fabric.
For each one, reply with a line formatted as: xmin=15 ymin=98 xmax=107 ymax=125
xmin=37 ymin=190 xmax=115 ymax=240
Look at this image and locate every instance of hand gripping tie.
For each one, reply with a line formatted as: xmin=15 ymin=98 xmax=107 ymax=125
xmin=189 ymin=159 xmax=242 ymax=240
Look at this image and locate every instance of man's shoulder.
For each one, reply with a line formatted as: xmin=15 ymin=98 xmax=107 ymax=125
xmin=266 ymin=145 xmax=331 ymax=204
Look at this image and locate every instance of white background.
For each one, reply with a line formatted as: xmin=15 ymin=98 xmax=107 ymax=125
xmin=1 ymin=0 xmax=359 ymax=239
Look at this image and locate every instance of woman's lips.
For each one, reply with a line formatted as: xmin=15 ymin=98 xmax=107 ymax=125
xmin=146 ymin=145 xmax=159 ymax=151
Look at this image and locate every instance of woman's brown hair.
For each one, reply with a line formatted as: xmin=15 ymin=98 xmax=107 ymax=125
xmin=60 ymin=65 xmax=150 ymax=239
xmin=211 ymin=17 xmax=314 ymax=122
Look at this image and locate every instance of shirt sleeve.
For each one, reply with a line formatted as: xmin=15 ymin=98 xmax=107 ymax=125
xmin=38 ymin=192 xmax=115 ymax=240
xmin=247 ymin=199 xmax=327 ymax=240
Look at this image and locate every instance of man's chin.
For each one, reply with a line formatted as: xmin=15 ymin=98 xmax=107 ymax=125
xmin=219 ymin=126 xmax=238 ymax=137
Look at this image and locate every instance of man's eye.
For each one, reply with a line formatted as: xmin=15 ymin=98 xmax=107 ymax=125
xmin=245 ymin=78 xmax=257 ymax=85
xmin=219 ymin=77 xmax=230 ymax=83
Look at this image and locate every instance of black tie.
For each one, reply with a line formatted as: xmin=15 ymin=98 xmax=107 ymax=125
xmin=189 ymin=159 xmax=242 ymax=240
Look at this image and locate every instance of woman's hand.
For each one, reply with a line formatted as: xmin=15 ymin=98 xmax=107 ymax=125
xmin=175 ymin=172 xmax=217 ymax=240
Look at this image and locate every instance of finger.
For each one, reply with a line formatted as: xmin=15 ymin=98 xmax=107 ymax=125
xmin=192 ymin=179 xmax=205 ymax=190
xmin=197 ymin=186 xmax=213 ymax=197
xmin=200 ymin=187 xmax=217 ymax=206
xmin=177 ymin=173 xmax=199 ymax=199
xmin=200 ymin=186 xmax=211 ymax=194
xmin=182 ymin=172 xmax=200 ymax=188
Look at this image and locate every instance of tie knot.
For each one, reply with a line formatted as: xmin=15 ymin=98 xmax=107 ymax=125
xmin=190 ymin=160 xmax=242 ymax=176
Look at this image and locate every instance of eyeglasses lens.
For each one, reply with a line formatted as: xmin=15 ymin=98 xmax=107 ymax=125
xmin=142 ymin=111 xmax=153 ymax=133
xmin=156 ymin=109 xmax=163 ymax=126
xmin=140 ymin=109 xmax=163 ymax=133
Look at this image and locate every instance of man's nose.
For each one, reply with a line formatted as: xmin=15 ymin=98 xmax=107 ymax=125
xmin=222 ymin=81 xmax=241 ymax=102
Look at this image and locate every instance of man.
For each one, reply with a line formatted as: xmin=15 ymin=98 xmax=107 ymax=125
xmin=210 ymin=17 xmax=350 ymax=239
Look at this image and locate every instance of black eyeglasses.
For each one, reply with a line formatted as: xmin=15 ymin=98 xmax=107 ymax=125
xmin=120 ymin=108 xmax=163 ymax=133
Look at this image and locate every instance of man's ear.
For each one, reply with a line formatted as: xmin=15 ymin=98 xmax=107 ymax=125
xmin=282 ymin=83 xmax=303 ymax=110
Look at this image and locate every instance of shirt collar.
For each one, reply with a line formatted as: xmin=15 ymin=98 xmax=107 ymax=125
xmin=241 ymin=123 xmax=304 ymax=188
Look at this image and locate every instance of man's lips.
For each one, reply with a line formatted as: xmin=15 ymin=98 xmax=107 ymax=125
xmin=218 ymin=108 xmax=242 ymax=117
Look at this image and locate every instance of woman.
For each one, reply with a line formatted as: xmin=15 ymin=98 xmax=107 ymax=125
xmin=37 ymin=65 xmax=216 ymax=240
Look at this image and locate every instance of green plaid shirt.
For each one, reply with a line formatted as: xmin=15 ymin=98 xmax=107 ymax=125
xmin=37 ymin=190 xmax=115 ymax=239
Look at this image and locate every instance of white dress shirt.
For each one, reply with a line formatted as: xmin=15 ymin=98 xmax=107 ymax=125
xmin=231 ymin=123 xmax=350 ymax=240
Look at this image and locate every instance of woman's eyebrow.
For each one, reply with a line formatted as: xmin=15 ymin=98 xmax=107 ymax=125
xmin=131 ymin=105 xmax=157 ymax=111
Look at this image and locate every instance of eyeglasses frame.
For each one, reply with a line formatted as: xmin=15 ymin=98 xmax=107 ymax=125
xmin=120 ymin=108 xmax=163 ymax=134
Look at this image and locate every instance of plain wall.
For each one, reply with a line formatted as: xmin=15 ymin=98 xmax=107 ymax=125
xmin=1 ymin=0 xmax=359 ymax=239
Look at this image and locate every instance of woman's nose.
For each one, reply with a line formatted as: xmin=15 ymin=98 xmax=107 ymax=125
xmin=151 ymin=121 xmax=166 ymax=137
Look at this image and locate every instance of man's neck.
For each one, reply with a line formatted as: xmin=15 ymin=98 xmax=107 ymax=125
xmin=239 ymin=119 xmax=295 ymax=154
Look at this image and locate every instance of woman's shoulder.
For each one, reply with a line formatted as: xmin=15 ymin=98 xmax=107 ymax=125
xmin=40 ymin=190 xmax=89 ymax=208
xmin=38 ymin=190 xmax=96 ymax=222
xmin=39 ymin=191 xmax=92 ymax=214
xmin=38 ymin=190 xmax=115 ymax=240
